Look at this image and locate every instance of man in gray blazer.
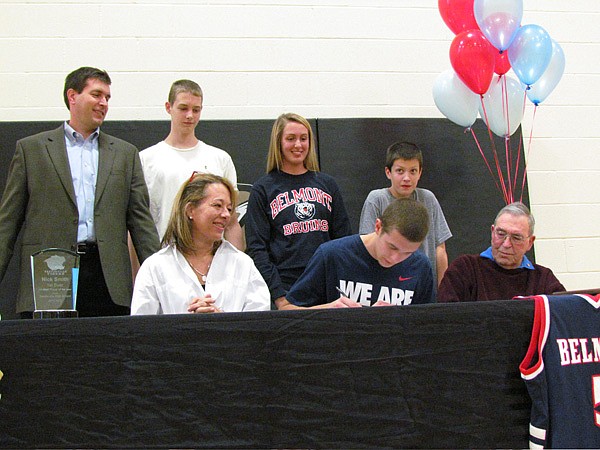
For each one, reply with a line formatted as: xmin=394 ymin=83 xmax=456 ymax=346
xmin=0 ymin=66 xmax=160 ymax=317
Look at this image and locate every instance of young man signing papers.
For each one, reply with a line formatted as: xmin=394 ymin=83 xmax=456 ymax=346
xmin=276 ymin=198 xmax=436 ymax=309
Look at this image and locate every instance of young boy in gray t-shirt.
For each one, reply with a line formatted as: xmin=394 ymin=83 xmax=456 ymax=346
xmin=359 ymin=142 xmax=452 ymax=287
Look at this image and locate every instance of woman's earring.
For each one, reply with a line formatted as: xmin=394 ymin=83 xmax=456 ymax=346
xmin=189 ymin=216 xmax=193 ymax=220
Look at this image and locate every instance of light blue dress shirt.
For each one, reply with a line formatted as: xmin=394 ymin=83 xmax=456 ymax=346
xmin=64 ymin=122 xmax=99 ymax=243
xmin=480 ymin=246 xmax=535 ymax=270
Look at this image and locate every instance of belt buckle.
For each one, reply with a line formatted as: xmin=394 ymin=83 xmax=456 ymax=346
xmin=76 ymin=243 xmax=87 ymax=254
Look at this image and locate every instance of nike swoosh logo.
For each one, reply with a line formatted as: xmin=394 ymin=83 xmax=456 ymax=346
xmin=398 ymin=276 xmax=413 ymax=282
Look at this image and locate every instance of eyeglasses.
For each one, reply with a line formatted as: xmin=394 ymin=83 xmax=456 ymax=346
xmin=188 ymin=171 xmax=199 ymax=183
xmin=493 ymin=227 xmax=529 ymax=245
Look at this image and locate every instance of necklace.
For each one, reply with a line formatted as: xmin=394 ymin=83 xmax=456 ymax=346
xmin=187 ymin=260 xmax=211 ymax=283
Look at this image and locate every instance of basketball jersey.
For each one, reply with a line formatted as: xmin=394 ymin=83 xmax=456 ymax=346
xmin=519 ymin=294 xmax=600 ymax=449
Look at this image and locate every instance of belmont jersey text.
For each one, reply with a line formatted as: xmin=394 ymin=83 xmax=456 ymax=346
xmin=557 ymin=337 xmax=600 ymax=366
xmin=270 ymin=188 xmax=333 ymax=218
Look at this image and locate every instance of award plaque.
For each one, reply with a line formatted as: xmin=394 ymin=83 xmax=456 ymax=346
xmin=31 ymin=248 xmax=80 ymax=319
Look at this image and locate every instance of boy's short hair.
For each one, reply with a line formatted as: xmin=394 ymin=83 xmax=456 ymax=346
xmin=168 ymin=79 xmax=203 ymax=105
xmin=385 ymin=141 xmax=423 ymax=171
xmin=380 ymin=198 xmax=429 ymax=243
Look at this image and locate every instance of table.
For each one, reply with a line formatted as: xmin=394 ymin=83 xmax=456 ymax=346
xmin=0 ymin=300 xmax=534 ymax=448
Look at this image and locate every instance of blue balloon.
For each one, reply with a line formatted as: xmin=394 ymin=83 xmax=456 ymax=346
xmin=508 ymin=24 xmax=553 ymax=86
xmin=526 ymin=40 xmax=565 ymax=106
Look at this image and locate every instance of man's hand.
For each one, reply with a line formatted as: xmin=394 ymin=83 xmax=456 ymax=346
xmin=327 ymin=296 xmax=362 ymax=308
xmin=372 ymin=300 xmax=394 ymax=307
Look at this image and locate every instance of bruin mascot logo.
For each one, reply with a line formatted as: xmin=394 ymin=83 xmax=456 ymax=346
xmin=294 ymin=202 xmax=315 ymax=221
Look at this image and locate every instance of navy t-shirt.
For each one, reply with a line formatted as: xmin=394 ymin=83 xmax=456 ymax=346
xmin=287 ymin=235 xmax=435 ymax=307
xmin=245 ymin=170 xmax=352 ymax=301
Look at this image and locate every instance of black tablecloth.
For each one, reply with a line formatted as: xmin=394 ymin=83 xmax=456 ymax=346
xmin=0 ymin=300 xmax=534 ymax=448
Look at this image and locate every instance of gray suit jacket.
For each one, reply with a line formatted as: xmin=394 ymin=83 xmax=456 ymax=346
xmin=0 ymin=125 xmax=160 ymax=313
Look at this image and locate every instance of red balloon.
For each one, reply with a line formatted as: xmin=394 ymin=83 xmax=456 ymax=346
xmin=494 ymin=50 xmax=512 ymax=76
xmin=438 ymin=0 xmax=479 ymax=35
xmin=450 ymin=30 xmax=496 ymax=95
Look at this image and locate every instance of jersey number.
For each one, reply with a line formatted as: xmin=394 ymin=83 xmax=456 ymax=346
xmin=593 ymin=375 xmax=600 ymax=427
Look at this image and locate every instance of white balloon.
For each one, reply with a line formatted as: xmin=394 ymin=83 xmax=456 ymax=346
xmin=479 ymin=75 xmax=525 ymax=137
xmin=433 ymin=69 xmax=480 ymax=128
xmin=474 ymin=0 xmax=523 ymax=51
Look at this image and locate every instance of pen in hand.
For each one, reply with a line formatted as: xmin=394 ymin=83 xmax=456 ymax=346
xmin=333 ymin=286 xmax=362 ymax=308
xmin=336 ymin=286 xmax=348 ymax=298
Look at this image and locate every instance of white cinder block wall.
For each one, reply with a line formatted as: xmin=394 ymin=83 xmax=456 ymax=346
xmin=0 ymin=0 xmax=598 ymax=290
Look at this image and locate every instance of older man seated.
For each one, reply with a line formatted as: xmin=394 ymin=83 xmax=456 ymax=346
xmin=438 ymin=202 xmax=565 ymax=302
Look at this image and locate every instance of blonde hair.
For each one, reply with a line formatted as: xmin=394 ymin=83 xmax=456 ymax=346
xmin=266 ymin=113 xmax=319 ymax=173
xmin=162 ymin=173 xmax=237 ymax=255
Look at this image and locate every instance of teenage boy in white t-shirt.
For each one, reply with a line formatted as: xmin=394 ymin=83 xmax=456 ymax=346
xmin=140 ymin=79 xmax=243 ymax=248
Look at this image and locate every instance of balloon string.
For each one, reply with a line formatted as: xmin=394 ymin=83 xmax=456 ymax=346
xmin=513 ymin=128 xmax=524 ymax=200
xmin=501 ymin=76 xmax=514 ymax=203
xmin=469 ymin=126 xmax=504 ymax=201
xmin=520 ymin=104 xmax=538 ymax=203
xmin=513 ymin=88 xmax=529 ymax=200
xmin=480 ymin=96 xmax=509 ymax=203
xmin=504 ymin=136 xmax=513 ymax=203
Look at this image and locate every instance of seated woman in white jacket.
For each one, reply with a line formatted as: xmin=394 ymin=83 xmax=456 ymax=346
xmin=131 ymin=173 xmax=269 ymax=315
